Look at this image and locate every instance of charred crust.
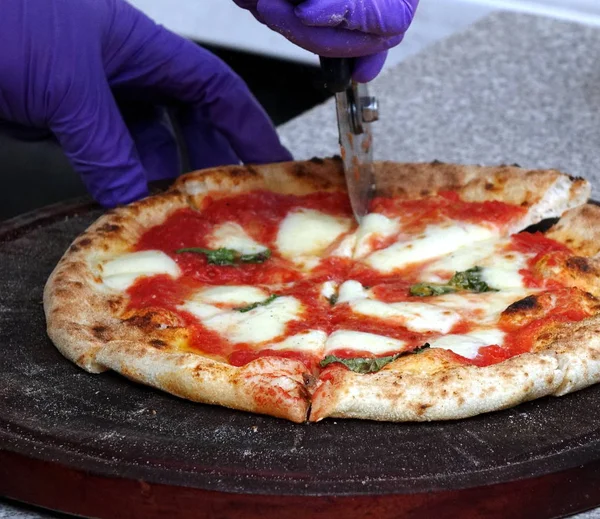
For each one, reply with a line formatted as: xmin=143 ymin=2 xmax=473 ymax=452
xmin=245 ymin=165 xmax=259 ymax=176
xmin=566 ymin=256 xmax=593 ymax=273
xmin=92 ymin=325 xmax=111 ymax=340
xmin=504 ymin=295 xmax=540 ymax=314
xmin=309 ymin=157 xmax=325 ymax=164
xmin=149 ymin=339 xmax=167 ymax=349
xmin=430 ymin=159 xmax=444 ymax=165
xmin=97 ymin=223 xmax=121 ymax=233
xmin=229 ymin=166 xmax=253 ymax=177
xmin=484 ymin=182 xmax=495 ymax=190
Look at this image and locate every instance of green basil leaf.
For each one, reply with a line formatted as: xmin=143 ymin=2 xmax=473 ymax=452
xmin=240 ymin=249 xmax=272 ymax=263
xmin=414 ymin=342 xmax=431 ymax=353
xmin=409 ymin=283 xmax=456 ymax=297
xmin=409 ymin=266 xmax=498 ymax=297
xmin=176 ymin=247 xmax=272 ymax=266
xmin=235 ymin=294 xmax=280 ymax=313
xmin=319 ymin=342 xmax=431 ymax=374
xmin=448 ymin=266 xmax=497 ymax=293
xmin=319 ymin=353 xmax=402 ymax=374
xmin=328 ymin=294 xmax=338 ymax=306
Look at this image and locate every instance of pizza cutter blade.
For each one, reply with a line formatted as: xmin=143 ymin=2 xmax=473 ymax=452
xmin=286 ymin=0 xmax=377 ymax=222
xmin=335 ymin=81 xmax=378 ymax=223
xmin=318 ymin=58 xmax=378 ymax=223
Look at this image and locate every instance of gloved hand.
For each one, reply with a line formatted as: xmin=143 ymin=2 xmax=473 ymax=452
xmin=0 ymin=0 xmax=291 ymax=208
xmin=234 ymin=0 xmax=419 ymax=82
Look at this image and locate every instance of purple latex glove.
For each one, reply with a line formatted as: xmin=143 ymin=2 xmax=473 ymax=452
xmin=0 ymin=0 xmax=291 ymax=208
xmin=234 ymin=0 xmax=419 ymax=82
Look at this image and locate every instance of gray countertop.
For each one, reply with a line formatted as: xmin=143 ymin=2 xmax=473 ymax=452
xmin=4 ymin=9 xmax=600 ymax=519
xmin=280 ymin=11 xmax=600 ymax=199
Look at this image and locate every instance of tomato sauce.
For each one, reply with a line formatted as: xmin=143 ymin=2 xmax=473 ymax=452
xmin=370 ymin=192 xmax=527 ymax=233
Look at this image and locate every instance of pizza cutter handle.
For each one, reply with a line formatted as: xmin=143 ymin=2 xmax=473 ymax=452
xmin=287 ymin=0 xmax=352 ymax=93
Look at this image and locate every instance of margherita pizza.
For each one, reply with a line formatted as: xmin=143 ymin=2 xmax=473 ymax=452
xmin=44 ymin=159 xmax=600 ymax=423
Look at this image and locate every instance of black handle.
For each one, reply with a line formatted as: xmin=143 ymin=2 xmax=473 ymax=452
xmin=319 ymin=57 xmax=352 ymax=93
xmin=287 ymin=0 xmax=352 ymax=93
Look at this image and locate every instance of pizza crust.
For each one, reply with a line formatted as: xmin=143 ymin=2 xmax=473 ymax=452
xmin=310 ymin=349 xmax=562 ymax=422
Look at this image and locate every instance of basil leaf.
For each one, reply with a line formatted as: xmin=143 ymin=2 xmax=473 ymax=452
xmin=414 ymin=342 xmax=431 ymax=353
xmin=240 ymin=249 xmax=271 ymax=263
xmin=328 ymin=294 xmax=338 ymax=306
xmin=235 ymin=294 xmax=280 ymax=313
xmin=409 ymin=283 xmax=456 ymax=297
xmin=176 ymin=247 xmax=272 ymax=266
xmin=319 ymin=343 xmax=431 ymax=374
xmin=409 ymin=266 xmax=498 ymax=297
xmin=448 ymin=266 xmax=497 ymax=293
xmin=319 ymin=353 xmax=402 ymax=374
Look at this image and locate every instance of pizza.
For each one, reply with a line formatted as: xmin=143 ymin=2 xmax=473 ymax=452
xmin=43 ymin=158 xmax=600 ymax=423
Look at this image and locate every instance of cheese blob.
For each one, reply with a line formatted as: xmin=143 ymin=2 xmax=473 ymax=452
xmin=350 ymin=299 xmax=461 ymax=334
xmin=365 ymin=222 xmax=495 ymax=273
xmin=337 ymin=280 xmax=369 ymax=304
xmin=270 ymin=330 xmax=327 ymax=354
xmin=101 ymin=250 xmax=180 ymax=291
xmin=429 ymin=329 xmax=506 ymax=359
xmin=276 ymin=208 xmax=352 ymax=267
xmin=325 ymin=330 xmax=407 ymax=355
xmin=354 ymin=213 xmax=400 ymax=258
xmin=207 ymin=222 xmax=268 ymax=255
xmin=201 ymin=296 xmax=302 ymax=344
xmin=423 ymin=238 xmax=532 ymax=289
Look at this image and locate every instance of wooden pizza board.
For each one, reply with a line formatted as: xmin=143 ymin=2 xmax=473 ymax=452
xmin=1 ymin=199 xmax=600 ymax=519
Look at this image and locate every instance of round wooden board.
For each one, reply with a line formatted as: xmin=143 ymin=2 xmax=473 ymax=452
xmin=1 ymin=199 xmax=600 ymax=519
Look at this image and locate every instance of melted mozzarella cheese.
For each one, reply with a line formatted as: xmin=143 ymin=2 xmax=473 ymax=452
xmin=196 ymin=285 xmax=268 ymax=305
xmin=325 ymin=330 xmax=407 ymax=355
xmin=101 ymin=250 xmax=180 ymax=290
xmin=350 ymin=299 xmax=461 ymax=334
xmin=270 ymin=330 xmax=327 ymax=354
xmin=180 ymin=301 xmax=223 ymax=320
xmin=365 ymin=222 xmax=495 ymax=273
xmin=337 ymin=280 xmax=368 ymax=304
xmin=433 ymin=289 xmax=533 ymax=325
xmin=429 ymin=328 xmax=506 ymax=359
xmin=354 ymin=213 xmax=400 ymax=258
xmin=423 ymin=238 xmax=531 ymax=289
xmin=201 ymin=296 xmax=301 ymax=344
xmin=330 ymin=232 xmax=357 ymax=258
xmin=207 ymin=222 xmax=267 ymax=254
xmin=320 ymin=281 xmax=337 ymax=300
xmin=276 ymin=209 xmax=352 ymax=262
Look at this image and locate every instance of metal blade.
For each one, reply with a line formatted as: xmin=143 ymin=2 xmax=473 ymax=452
xmin=334 ymin=85 xmax=376 ymax=223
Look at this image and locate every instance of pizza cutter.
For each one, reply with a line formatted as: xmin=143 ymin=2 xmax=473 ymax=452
xmin=288 ymin=1 xmax=379 ymax=222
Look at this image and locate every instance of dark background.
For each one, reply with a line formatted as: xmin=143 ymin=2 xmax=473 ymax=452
xmin=0 ymin=43 xmax=331 ymax=221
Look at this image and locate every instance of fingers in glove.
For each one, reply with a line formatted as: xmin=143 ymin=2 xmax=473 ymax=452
xmin=49 ymin=76 xmax=149 ymax=208
xmin=256 ymin=0 xmax=399 ymax=58
xmin=353 ymin=50 xmax=390 ymax=83
xmin=294 ymin=0 xmax=418 ymax=36
xmin=116 ymin=97 xmax=181 ymax=182
xmin=104 ymin=3 xmax=292 ymax=165
xmin=174 ymin=106 xmax=241 ymax=170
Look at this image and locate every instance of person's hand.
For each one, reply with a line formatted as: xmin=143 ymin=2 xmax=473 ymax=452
xmin=234 ymin=0 xmax=419 ymax=82
xmin=0 ymin=0 xmax=291 ymax=208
